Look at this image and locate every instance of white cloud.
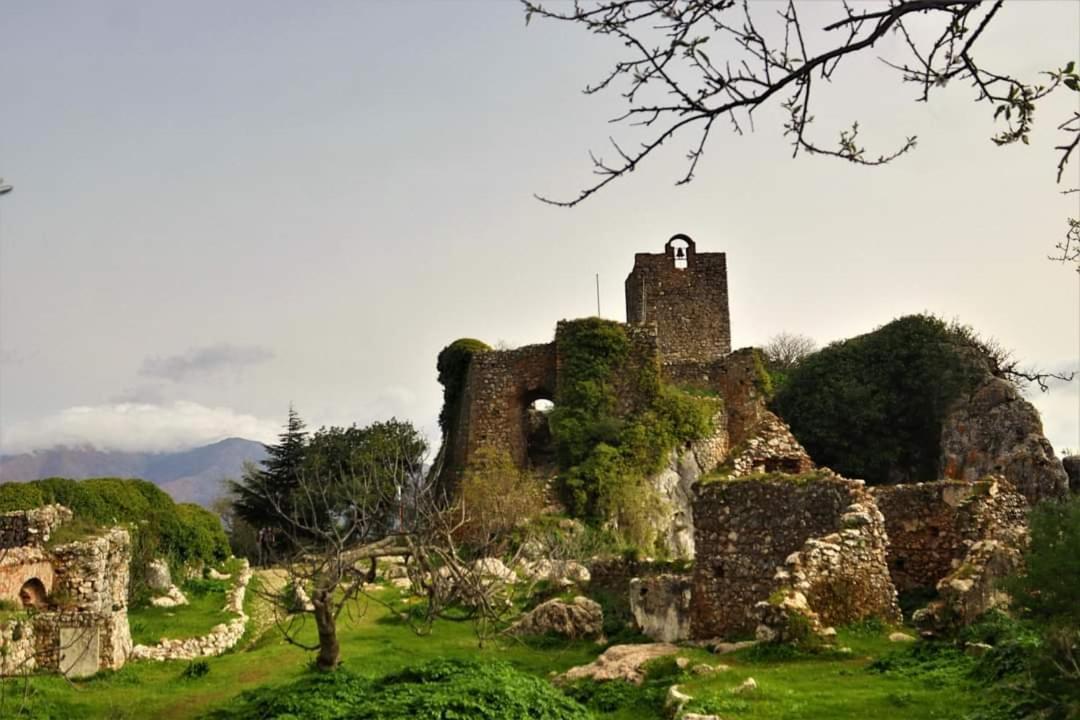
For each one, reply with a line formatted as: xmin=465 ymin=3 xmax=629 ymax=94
xmin=0 ymin=401 xmax=279 ymax=454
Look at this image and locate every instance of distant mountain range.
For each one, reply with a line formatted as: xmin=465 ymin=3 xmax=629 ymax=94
xmin=0 ymin=438 xmax=267 ymax=508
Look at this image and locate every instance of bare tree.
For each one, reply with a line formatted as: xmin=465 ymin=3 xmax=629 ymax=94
xmin=763 ymin=331 xmax=818 ymax=371
xmin=523 ymin=1 xmax=1079 ymax=257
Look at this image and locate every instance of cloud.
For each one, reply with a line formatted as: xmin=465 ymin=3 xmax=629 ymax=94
xmin=139 ymin=343 xmax=274 ymax=383
xmin=0 ymin=401 xmax=280 ymax=454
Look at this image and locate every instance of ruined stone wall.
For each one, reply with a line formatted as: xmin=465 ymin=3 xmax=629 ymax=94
xmin=0 ymin=546 xmax=55 ymax=604
xmin=869 ymin=479 xmax=1028 ymax=595
xmin=50 ymin=528 xmax=131 ymax=614
xmin=625 ymin=235 xmax=731 ymax=364
xmin=662 ymin=349 xmax=768 ymax=449
xmin=0 ymin=505 xmax=72 ymax=549
xmin=691 ymin=474 xmax=889 ymax=638
xmin=442 ymin=322 xmax=662 ymax=481
xmin=941 ymin=377 xmax=1068 ymax=503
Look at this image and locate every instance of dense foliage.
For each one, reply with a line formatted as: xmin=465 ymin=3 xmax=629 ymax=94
xmin=208 ymin=659 xmax=592 ymax=720
xmin=1003 ymin=495 xmax=1080 ymax=718
xmin=436 ymin=338 xmax=492 ymax=434
xmin=549 ymin=318 xmax=717 ymax=551
xmin=458 ymin=447 xmax=544 ymax=548
xmin=771 ymin=315 xmax=986 ymax=485
xmin=228 ymin=411 xmax=427 ymax=554
xmin=0 ymin=477 xmax=228 ymax=601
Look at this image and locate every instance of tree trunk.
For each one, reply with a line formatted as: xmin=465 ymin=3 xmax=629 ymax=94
xmin=312 ymin=590 xmax=340 ymax=671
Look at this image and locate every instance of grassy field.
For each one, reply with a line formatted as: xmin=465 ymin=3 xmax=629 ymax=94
xmin=1 ymin=580 xmax=989 ymax=720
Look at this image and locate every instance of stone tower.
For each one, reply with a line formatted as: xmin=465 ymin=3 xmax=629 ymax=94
xmin=625 ymin=234 xmax=731 ymax=364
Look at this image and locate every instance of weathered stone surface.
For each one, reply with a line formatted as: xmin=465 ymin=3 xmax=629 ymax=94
xmin=520 ymin=559 xmax=591 ymax=587
xmin=557 ymin=643 xmax=680 ymax=685
xmin=150 ymin=585 xmax=188 ymax=608
xmin=941 ymin=377 xmax=1068 ymax=504
xmin=665 ymin=684 xmax=693 ymax=716
xmin=1064 ymin=455 xmax=1080 ymax=494
xmin=508 ymin=596 xmax=602 ymax=639
xmin=871 ymin=477 xmax=1027 ymax=629
xmin=630 ymin=574 xmax=692 ymax=643
xmin=59 ymin=626 xmax=100 ymax=678
xmin=889 ymin=632 xmax=916 ymax=643
xmin=725 ymin=411 xmax=814 ymax=478
xmin=145 ymin=559 xmax=172 ymax=593
xmin=0 ymin=505 xmax=72 ymax=549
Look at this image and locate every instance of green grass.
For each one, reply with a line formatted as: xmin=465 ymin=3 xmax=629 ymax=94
xmin=1 ymin=583 xmax=992 ymax=720
xmin=128 ymin=580 xmax=235 ymax=646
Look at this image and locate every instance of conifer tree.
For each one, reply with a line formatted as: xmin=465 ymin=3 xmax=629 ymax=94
xmin=230 ymin=406 xmax=308 ymax=544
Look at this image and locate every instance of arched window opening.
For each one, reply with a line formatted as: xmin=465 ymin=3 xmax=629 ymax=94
xmin=524 ymin=395 xmax=557 ymax=470
xmin=669 ymin=238 xmax=689 ymax=269
xmin=19 ymin=578 xmax=48 ymax=610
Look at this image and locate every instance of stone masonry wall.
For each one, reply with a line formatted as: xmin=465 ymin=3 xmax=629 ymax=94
xmin=625 ymin=235 xmax=731 ymax=364
xmin=441 ymin=321 xmax=662 ymax=484
xmin=0 ymin=505 xmax=72 ymax=549
xmin=690 ymin=474 xmax=895 ymax=639
xmin=869 ymin=478 xmax=1028 ymax=595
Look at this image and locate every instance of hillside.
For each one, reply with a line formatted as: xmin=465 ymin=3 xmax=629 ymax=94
xmin=0 ymin=438 xmax=266 ymax=507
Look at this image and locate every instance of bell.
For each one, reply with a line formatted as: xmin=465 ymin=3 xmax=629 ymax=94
xmin=676 ymin=247 xmax=685 ymax=259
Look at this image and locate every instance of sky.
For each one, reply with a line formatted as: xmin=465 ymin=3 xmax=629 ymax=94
xmin=1 ymin=0 xmax=1078 ymax=458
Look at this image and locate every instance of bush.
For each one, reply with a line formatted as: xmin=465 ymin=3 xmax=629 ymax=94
xmin=549 ymin=318 xmax=718 ymax=551
xmin=771 ymin=314 xmax=986 ymax=485
xmin=457 ymin=448 xmax=544 ymax=549
xmin=208 ymin=659 xmax=592 ymax=720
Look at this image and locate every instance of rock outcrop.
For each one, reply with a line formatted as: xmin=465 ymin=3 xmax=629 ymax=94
xmin=557 ymin=643 xmax=680 ymax=685
xmin=508 ymin=596 xmax=602 ymax=639
xmin=629 ymin=574 xmax=693 ymax=643
xmin=941 ymin=377 xmax=1068 ymax=503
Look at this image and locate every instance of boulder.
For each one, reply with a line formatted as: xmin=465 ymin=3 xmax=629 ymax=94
xmin=520 ymin=559 xmax=591 ymax=586
xmin=557 ymin=643 xmax=680 ymax=685
xmin=509 ymin=596 xmax=602 ymax=639
xmin=146 ymin=559 xmax=172 ymax=593
xmin=630 ymin=574 xmax=692 ymax=642
xmin=149 ymin=585 xmax=188 ymax=608
xmin=941 ymin=377 xmax=1068 ymax=504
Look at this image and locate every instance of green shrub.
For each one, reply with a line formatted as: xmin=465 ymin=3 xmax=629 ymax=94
xmin=180 ymin=659 xmax=210 ymax=680
xmin=436 ymin=338 xmax=492 ymax=434
xmin=208 ymin=659 xmax=591 ymax=720
xmin=772 ymin=315 xmax=986 ymax=484
xmin=549 ymin=318 xmax=718 ymax=550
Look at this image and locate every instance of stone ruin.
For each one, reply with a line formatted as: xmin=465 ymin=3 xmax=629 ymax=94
xmin=0 ymin=505 xmax=132 ymax=677
xmin=433 ymin=234 xmax=1069 ymax=645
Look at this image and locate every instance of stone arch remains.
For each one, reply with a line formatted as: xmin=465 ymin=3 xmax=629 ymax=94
xmin=522 ymin=389 xmax=557 ymax=470
xmin=19 ymin=577 xmax=48 ymax=609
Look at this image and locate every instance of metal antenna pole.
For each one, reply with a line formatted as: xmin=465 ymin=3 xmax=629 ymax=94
xmin=595 ymin=273 xmax=601 ymax=317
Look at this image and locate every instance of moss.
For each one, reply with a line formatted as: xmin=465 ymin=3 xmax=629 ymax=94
xmin=752 ymin=347 xmax=774 ymax=398
xmin=701 ymin=469 xmax=835 ymax=486
xmin=436 ymin=338 xmax=492 ymax=434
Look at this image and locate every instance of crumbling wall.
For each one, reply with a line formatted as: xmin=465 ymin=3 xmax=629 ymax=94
xmin=941 ymin=377 xmax=1068 ymax=503
xmin=691 ymin=474 xmax=898 ymax=639
xmin=662 ymin=349 xmax=768 ymax=448
xmin=0 ymin=505 xmax=72 ymax=549
xmin=625 ymin=235 xmax=731 ymax=364
xmin=870 ymin=479 xmax=1027 ymax=594
xmin=725 ymin=410 xmax=814 ymax=477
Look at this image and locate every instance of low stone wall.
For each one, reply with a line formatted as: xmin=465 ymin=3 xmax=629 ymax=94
xmin=0 ymin=505 xmax=72 ymax=549
xmin=131 ymin=559 xmax=252 ymax=662
xmin=0 ymin=618 xmax=36 ymax=675
xmin=691 ymin=473 xmax=898 ymax=639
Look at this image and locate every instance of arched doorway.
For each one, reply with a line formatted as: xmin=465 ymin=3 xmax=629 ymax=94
xmin=19 ymin=578 xmax=48 ymax=610
xmin=523 ymin=392 xmax=557 ymax=470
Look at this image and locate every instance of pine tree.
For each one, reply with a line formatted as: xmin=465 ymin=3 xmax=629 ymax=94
xmin=230 ymin=406 xmax=308 ymax=540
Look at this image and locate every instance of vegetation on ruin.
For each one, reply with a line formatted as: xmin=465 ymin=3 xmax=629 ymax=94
xmin=771 ymin=314 xmax=991 ymax=485
xmin=436 ymin=337 xmax=492 ymax=434
xmin=457 ymin=447 xmax=545 ymax=549
xmin=549 ymin=318 xmax=718 ymax=552
xmin=0 ymin=477 xmax=229 ymax=603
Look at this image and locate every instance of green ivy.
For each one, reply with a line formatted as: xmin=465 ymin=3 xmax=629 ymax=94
xmin=549 ymin=318 xmax=718 ymax=550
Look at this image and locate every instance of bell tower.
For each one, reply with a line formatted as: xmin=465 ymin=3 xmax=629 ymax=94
xmin=625 ymin=234 xmax=731 ymax=364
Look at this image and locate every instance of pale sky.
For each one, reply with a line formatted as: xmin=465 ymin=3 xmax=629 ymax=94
xmin=1 ymin=1 xmax=1078 ymax=457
